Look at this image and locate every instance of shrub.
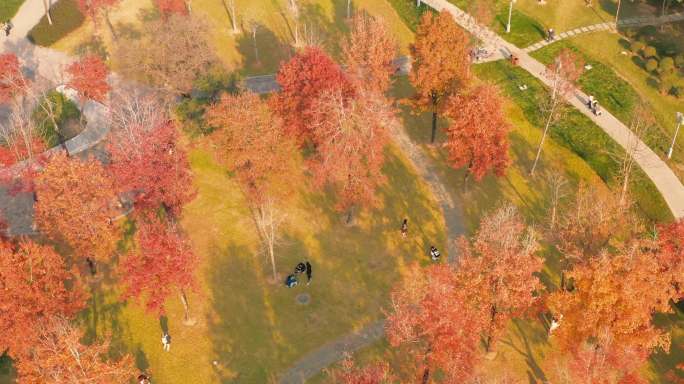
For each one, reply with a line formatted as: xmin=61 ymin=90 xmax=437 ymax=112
xmin=658 ymin=73 xmax=679 ymax=95
xmin=659 ymin=57 xmax=675 ymax=74
xmin=643 ymin=45 xmax=657 ymax=58
xmin=675 ymin=53 xmax=684 ymax=68
xmin=645 ymin=58 xmax=658 ymax=72
xmin=27 ymin=0 xmax=84 ymax=47
xmin=630 ymin=41 xmax=645 ymax=54
xmin=32 ymin=91 xmax=81 ymax=147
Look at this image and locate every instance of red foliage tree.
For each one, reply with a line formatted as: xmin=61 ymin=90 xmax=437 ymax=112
xmin=308 ymin=89 xmax=392 ymax=222
xmin=342 ymin=14 xmax=398 ymax=94
xmin=66 ymin=55 xmax=110 ymax=103
xmin=34 ymin=153 xmax=120 ymax=265
xmin=272 ymin=46 xmax=355 ymax=144
xmin=456 ymin=205 xmax=542 ymax=352
xmin=15 ymin=316 xmax=134 ymax=384
xmin=386 ymin=263 xmax=485 ymax=383
xmin=656 ymin=220 xmax=684 ymax=300
xmin=0 ymin=53 xmax=27 ymax=103
xmin=154 ymin=0 xmax=188 ymax=17
xmin=332 ymin=359 xmax=394 ymax=384
xmin=76 ymin=0 xmax=120 ymax=20
xmin=0 ymin=241 xmax=85 ymax=358
xmin=443 ymin=84 xmax=511 ymax=183
xmin=107 ymin=120 xmax=196 ymax=218
xmin=119 ymin=214 xmax=198 ymax=322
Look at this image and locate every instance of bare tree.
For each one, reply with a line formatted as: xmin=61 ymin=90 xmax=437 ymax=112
xmin=530 ymin=49 xmax=584 ymax=175
xmin=288 ymin=0 xmax=301 ymax=46
xmin=615 ymin=105 xmax=654 ymax=206
xmin=253 ymin=197 xmax=287 ymax=282
xmin=224 ymin=0 xmax=239 ymax=33
xmin=115 ymin=14 xmax=218 ymax=97
xmin=108 ymin=85 xmax=168 ymax=145
xmin=545 ymin=170 xmax=568 ymax=229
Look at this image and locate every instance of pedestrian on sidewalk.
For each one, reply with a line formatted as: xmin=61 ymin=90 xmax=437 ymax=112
xmin=401 ymin=218 xmax=408 ymax=238
xmin=161 ymin=332 xmax=171 ymax=352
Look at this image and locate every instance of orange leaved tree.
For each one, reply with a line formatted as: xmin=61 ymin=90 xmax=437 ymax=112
xmin=410 ymin=11 xmax=471 ymax=143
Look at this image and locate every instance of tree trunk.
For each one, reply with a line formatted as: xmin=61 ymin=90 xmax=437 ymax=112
xmin=430 ymin=111 xmax=437 ymax=143
xmin=104 ymin=10 xmax=117 ymax=41
xmin=346 ymin=206 xmax=354 ymax=224
xmin=229 ymin=0 xmax=238 ymax=33
xmin=268 ymin=209 xmax=277 ymax=282
xmin=179 ymin=289 xmax=196 ymax=326
xmin=422 ymin=367 xmax=430 ymax=384
xmin=620 ymin=166 xmax=630 ymax=206
xmin=43 ymin=0 xmax=53 ymax=25
xmin=485 ymin=305 xmax=497 ymax=352
xmin=530 ymin=101 xmax=557 ymax=175
xmin=252 ymin=27 xmax=260 ymax=64
xmin=347 ymin=0 xmax=351 ymax=18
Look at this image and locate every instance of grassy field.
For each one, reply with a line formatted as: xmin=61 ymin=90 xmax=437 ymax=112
xmin=531 ymin=31 xmax=684 ymax=182
xmin=0 ymin=0 xmax=23 ymax=22
xmin=72 ymin=141 xmax=446 ymax=384
xmin=52 ymin=0 xmax=414 ymax=75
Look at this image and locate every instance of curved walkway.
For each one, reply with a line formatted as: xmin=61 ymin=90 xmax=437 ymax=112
xmin=421 ymin=0 xmax=684 ymax=220
xmin=523 ymin=12 xmax=684 ymax=53
xmin=1 ymin=0 xmax=113 ymax=235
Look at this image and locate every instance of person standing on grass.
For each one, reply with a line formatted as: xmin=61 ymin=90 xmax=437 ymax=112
xmin=305 ymin=261 xmax=312 ymax=285
xmin=430 ymin=245 xmax=441 ymax=261
xmin=401 ymin=218 xmax=408 ymax=238
xmin=138 ymin=374 xmax=151 ymax=384
xmin=161 ymin=332 xmax=171 ymax=352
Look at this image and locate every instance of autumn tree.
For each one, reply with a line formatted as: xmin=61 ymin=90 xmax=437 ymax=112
xmin=309 ymin=89 xmax=393 ymax=223
xmin=443 ymin=84 xmax=511 ymax=185
xmin=66 ymin=54 xmax=110 ymax=104
xmin=410 ymin=11 xmax=471 ymax=143
xmin=530 ymin=48 xmax=583 ymax=175
xmin=342 ymin=14 xmax=398 ymax=94
xmin=155 ymin=0 xmax=188 ymax=17
xmin=0 ymin=241 xmax=85 ymax=358
xmin=107 ymin=119 xmax=196 ymax=219
xmin=15 ymin=316 xmax=134 ymax=384
xmin=656 ymin=219 xmax=684 ymax=300
xmin=206 ymin=92 xmax=300 ymax=281
xmin=272 ymin=46 xmax=355 ymax=144
xmin=456 ymin=206 xmax=542 ymax=353
xmin=34 ymin=153 xmax=120 ymax=270
xmin=615 ymin=104 xmax=653 ymax=206
xmin=386 ymin=263 xmax=485 ymax=383
xmin=115 ymin=14 xmax=217 ymax=97
xmin=120 ymin=214 xmax=198 ymax=324
xmin=0 ymin=53 xmax=27 ymax=103
xmin=76 ymin=0 xmax=121 ymax=40
xmin=331 ymin=359 xmax=395 ymax=384
xmin=547 ymin=243 xmax=673 ymax=367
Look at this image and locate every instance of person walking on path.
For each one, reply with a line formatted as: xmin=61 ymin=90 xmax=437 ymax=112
xmin=305 ymin=261 xmax=312 ymax=285
xmin=161 ymin=332 xmax=171 ymax=352
xmin=400 ymin=218 xmax=408 ymax=238
xmin=137 ymin=374 xmax=151 ymax=384
xmin=430 ymin=246 xmax=441 ymax=261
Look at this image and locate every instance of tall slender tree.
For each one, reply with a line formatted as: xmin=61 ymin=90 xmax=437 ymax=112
xmin=206 ymin=92 xmax=300 ymax=280
xmin=530 ymin=48 xmax=583 ymax=175
xmin=154 ymin=0 xmax=188 ymax=17
xmin=386 ymin=264 xmax=486 ymax=383
xmin=66 ymin=55 xmax=110 ymax=104
xmin=342 ymin=14 xmax=398 ymax=94
xmin=331 ymin=359 xmax=395 ymax=384
xmin=76 ymin=0 xmax=122 ymax=40
xmin=308 ymin=89 xmax=393 ymax=223
xmin=456 ymin=206 xmax=542 ymax=353
xmin=0 ymin=53 xmax=27 ymax=103
xmin=443 ymin=84 xmax=511 ymax=185
xmin=410 ymin=11 xmax=471 ymax=143
xmin=119 ymin=214 xmax=198 ymax=324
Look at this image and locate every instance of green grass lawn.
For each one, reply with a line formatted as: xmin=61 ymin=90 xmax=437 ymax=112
xmin=533 ymin=32 xmax=684 ymax=183
xmin=75 ymin=141 xmax=446 ymax=384
xmin=0 ymin=0 xmax=23 ymax=21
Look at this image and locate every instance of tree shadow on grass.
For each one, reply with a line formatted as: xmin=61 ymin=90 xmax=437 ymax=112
xmin=235 ymin=21 xmax=293 ymax=76
xmin=500 ymin=319 xmax=548 ymax=384
xmin=79 ymin=287 xmax=130 ymax=359
xmin=650 ymin=302 xmax=684 ymax=382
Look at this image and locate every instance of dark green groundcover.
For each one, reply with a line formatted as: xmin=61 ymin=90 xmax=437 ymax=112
xmin=28 ymin=0 xmax=84 ymax=47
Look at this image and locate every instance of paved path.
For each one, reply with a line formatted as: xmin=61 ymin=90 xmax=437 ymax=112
xmin=522 ymin=12 xmax=684 ymax=53
xmin=420 ymin=0 xmax=684 ymax=219
xmin=1 ymin=0 xmax=112 ymax=235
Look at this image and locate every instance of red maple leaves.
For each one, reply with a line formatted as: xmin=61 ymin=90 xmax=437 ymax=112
xmin=66 ymin=55 xmax=110 ymax=103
